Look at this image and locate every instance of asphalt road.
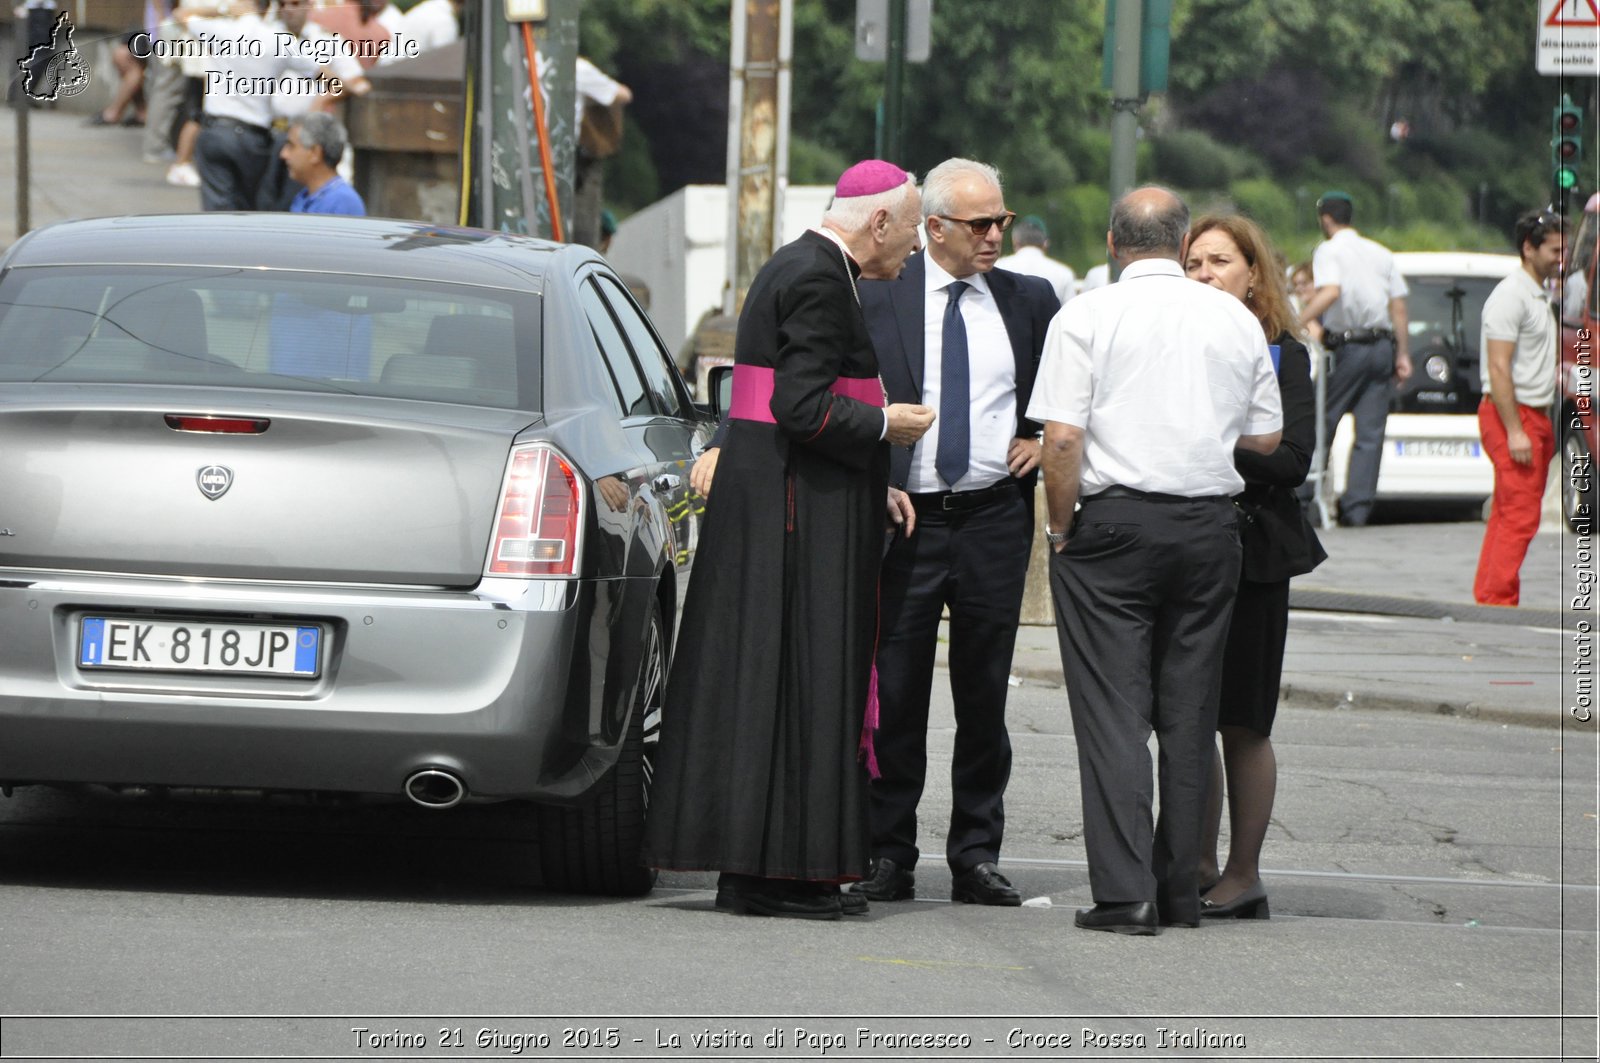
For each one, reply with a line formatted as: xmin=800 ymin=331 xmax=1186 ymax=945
xmin=0 ymin=680 xmax=1594 ymax=1061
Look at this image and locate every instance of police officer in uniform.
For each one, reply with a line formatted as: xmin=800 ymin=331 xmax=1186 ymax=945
xmin=1297 ymin=191 xmax=1411 ymax=527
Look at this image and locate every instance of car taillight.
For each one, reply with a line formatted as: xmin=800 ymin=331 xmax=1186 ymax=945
xmin=487 ymin=444 xmax=584 ymax=577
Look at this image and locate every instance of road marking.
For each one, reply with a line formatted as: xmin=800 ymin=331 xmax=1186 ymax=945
xmin=997 ymin=855 xmax=1596 ymax=892
xmin=856 ymin=956 xmax=1029 ymax=971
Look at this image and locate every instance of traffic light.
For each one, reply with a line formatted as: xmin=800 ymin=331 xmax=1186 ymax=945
xmin=1553 ymin=95 xmax=1584 ymax=195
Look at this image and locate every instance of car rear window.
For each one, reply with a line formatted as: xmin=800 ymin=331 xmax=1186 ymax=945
xmin=0 ymin=265 xmax=539 ymax=410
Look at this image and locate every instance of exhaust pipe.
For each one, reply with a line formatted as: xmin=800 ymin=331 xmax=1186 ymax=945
xmin=404 ymin=769 xmax=466 ymax=810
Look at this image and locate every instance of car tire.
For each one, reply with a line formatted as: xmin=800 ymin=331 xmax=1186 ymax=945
xmin=532 ymin=602 xmax=664 ymax=897
xmin=1563 ymin=424 xmax=1597 ymax=535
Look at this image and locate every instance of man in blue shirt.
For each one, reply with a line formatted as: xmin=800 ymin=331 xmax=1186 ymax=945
xmin=270 ymin=111 xmax=367 ymax=379
xmin=282 ymin=112 xmax=365 ymax=215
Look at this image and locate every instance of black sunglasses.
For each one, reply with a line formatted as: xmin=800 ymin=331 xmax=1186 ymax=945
xmin=936 ymin=211 xmax=1016 ymax=236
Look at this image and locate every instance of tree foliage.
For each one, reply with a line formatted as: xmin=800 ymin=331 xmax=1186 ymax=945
xmin=584 ymin=0 xmax=1557 ymax=257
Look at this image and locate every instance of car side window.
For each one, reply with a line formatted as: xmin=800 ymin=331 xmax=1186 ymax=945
xmin=594 ymin=274 xmax=688 ymax=418
xmin=579 ymin=279 xmax=651 ymax=417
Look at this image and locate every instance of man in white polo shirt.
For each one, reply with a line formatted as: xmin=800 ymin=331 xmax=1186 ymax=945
xmin=1298 ymin=191 xmax=1411 ymax=526
xmin=1029 ymin=186 xmax=1282 ymax=935
xmin=1475 ymin=208 xmax=1567 ymax=606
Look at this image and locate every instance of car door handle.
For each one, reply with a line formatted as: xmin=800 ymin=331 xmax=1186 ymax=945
xmin=652 ymin=474 xmax=682 ymax=492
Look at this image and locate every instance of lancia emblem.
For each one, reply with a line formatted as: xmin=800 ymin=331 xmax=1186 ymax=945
xmin=196 ymin=465 xmax=233 ymax=500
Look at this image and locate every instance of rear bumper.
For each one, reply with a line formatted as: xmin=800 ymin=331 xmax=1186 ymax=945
xmin=1328 ymin=412 xmax=1493 ymax=502
xmin=0 ymin=570 xmax=645 ymax=802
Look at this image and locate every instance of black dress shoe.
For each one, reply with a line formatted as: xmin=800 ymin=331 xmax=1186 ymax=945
xmin=837 ymin=887 xmax=868 ymax=916
xmin=1200 ymin=880 xmax=1270 ymax=920
xmin=1074 ymin=901 xmax=1160 ymax=935
xmin=850 ymin=858 xmax=915 ymax=901
xmin=715 ymin=874 xmax=842 ymax=921
xmin=950 ymin=862 xmax=1022 ymax=906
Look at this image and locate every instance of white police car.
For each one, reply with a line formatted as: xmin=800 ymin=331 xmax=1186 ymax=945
xmin=1323 ymin=251 xmax=1518 ymax=515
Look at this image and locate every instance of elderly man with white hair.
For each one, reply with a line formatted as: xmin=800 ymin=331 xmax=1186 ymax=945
xmin=642 ymin=160 xmax=935 ymax=921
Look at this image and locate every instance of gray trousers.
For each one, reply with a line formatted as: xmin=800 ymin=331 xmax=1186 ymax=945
xmin=1049 ymin=494 xmax=1241 ymax=924
xmin=141 ymin=59 xmax=186 ymax=160
xmin=1323 ymin=337 xmax=1394 ymax=526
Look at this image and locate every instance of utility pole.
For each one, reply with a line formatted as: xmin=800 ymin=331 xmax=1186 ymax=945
xmin=722 ymin=0 xmax=791 ymax=317
xmin=1106 ymin=0 xmax=1142 ymax=279
xmin=879 ymin=0 xmax=907 ymax=164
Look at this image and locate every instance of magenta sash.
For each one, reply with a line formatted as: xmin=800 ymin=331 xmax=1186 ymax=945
xmin=728 ymin=364 xmax=883 ymax=423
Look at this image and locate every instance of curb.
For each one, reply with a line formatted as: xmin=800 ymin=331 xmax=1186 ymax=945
xmin=1005 ymin=663 xmax=1563 ymax=730
xmin=1288 ymin=588 xmax=1571 ymax=629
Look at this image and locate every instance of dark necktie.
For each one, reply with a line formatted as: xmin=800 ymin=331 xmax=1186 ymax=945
xmin=936 ymin=280 xmax=971 ymax=488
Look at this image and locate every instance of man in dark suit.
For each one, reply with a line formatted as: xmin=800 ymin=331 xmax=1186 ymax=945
xmin=851 ymin=158 xmax=1059 ymax=906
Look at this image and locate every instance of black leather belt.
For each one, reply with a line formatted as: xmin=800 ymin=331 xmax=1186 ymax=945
xmin=1083 ymin=485 xmax=1229 ymax=504
xmin=1323 ymin=328 xmax=1393 ymax=350
xmin=203 ymin=114 xmax=270 ymax=136
xmin=907 ymin=479 xmax=1015 ymax=513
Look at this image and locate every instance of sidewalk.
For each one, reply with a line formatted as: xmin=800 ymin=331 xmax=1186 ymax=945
xmin=987 ymin=521 xmax=1585 ymax=729
xmin=0 ymin=106 xmax=202 ymax=247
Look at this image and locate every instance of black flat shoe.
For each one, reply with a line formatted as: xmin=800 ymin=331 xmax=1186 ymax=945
xmin=1074 ymin=901 xmax=1160 ymax=935
xmin=850 ymin=857 xmax=915 ymax=901
xmin=1200 ymin=881 xmax=1270 ymax=920
xmin=951 ymin=861 xmax=1022 ymax=906
xmin=715 ymin=874 xmax=842 ymax=921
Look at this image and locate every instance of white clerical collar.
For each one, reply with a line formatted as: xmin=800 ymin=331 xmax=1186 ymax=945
xmin=810 ymin=226 xmax=859 ymax=267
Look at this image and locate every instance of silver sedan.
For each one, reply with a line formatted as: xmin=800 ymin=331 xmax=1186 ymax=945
xmin=0 ymin=214 xmax=713 ymax=895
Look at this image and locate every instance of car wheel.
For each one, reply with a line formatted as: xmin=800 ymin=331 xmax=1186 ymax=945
xmin=1563 ymin=425 xmax=1597 ymax=535
xmin=532 ymin=602 xmax=663 ymax=897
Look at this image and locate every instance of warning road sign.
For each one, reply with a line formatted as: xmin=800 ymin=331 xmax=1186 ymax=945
xmin=1539 ymin=0 xmax=1600 ymax=75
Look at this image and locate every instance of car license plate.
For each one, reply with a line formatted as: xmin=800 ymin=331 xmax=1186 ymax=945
xmin=1394 ymin=440 xmax=1481 ymax=458
xmin=79 ymin=617 xmax=321 ymax=677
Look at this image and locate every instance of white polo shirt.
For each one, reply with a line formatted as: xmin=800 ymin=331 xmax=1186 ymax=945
xmin=190 ymin=13 xmax=321 ymax=128
xmin=1311 ymin=227 xmax=1409 ymax=332
xmin=1480 ymin=267 xmax=1557 ymax=409
xmin=995 ymin=246 xmax=1076 ymax=305
xmin=908 ymin=254 xmax=1017 ymax=492
xmin=1026 ymin=258 xmax=1282 ymax=498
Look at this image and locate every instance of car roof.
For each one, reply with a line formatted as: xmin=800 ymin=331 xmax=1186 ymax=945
xmin=0 ymin=214 xmax=601 ymax=293
xmin=1393 ymin=251 xmax=1519 ymax=279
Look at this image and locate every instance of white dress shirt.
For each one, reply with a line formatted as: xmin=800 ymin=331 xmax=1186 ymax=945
xmin=191 ymin=13 xmax=321 ymax=128
xmin=270 ymin=23 xmax=365 ymax=120
xmin=995 ymin=245 xmax=1076 ymax=306
xmin=909 ymin=255 xmax=1017 ymax=492
xmin=1026 ymin=258 xmax=1282 ymax=498
xmin=1311 ymin=227 xmax=1409 ymax=332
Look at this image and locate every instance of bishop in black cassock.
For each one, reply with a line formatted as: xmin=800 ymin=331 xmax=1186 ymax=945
xmin=640 ymin=161 xmax=934 ymax=920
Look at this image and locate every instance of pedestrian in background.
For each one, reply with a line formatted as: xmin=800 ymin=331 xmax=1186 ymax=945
xmin=257 ymin=0 xmax=370 ymax=212
xmin=1297 ymin=191 xmax=1411 ymax=527
xmin=572 ymin=56 xmax=632 ymax=250
xmin=1185 ymin=214 xmax=1326 ymax=921
xmin=139 ymin=2 xmax=186 ymax=165
xmin=1474 ymin=208 xmax=1567 ymax=606
xmin=1029 ymin=186 xmax=1282 ymax=936
xmin=996 ymin=214 xmax=1076 ymax=305
xmin=851 ymin=158 xmax=1058 ymax=909
xmin=282 ymin=112 xmax=364 ymax=215
xmin=641 ymin=161 xmax=934 ymax=921
xmin=174 ymin=1 xmax=336 ymax=211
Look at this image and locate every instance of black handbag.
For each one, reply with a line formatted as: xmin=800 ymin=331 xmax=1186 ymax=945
xmin=1236 ymin=487 xmax=1326 ymax=584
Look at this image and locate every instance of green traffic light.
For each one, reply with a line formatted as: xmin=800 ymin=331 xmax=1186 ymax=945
xmin=1558 ymin=166 xmax=1580 ymax=191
